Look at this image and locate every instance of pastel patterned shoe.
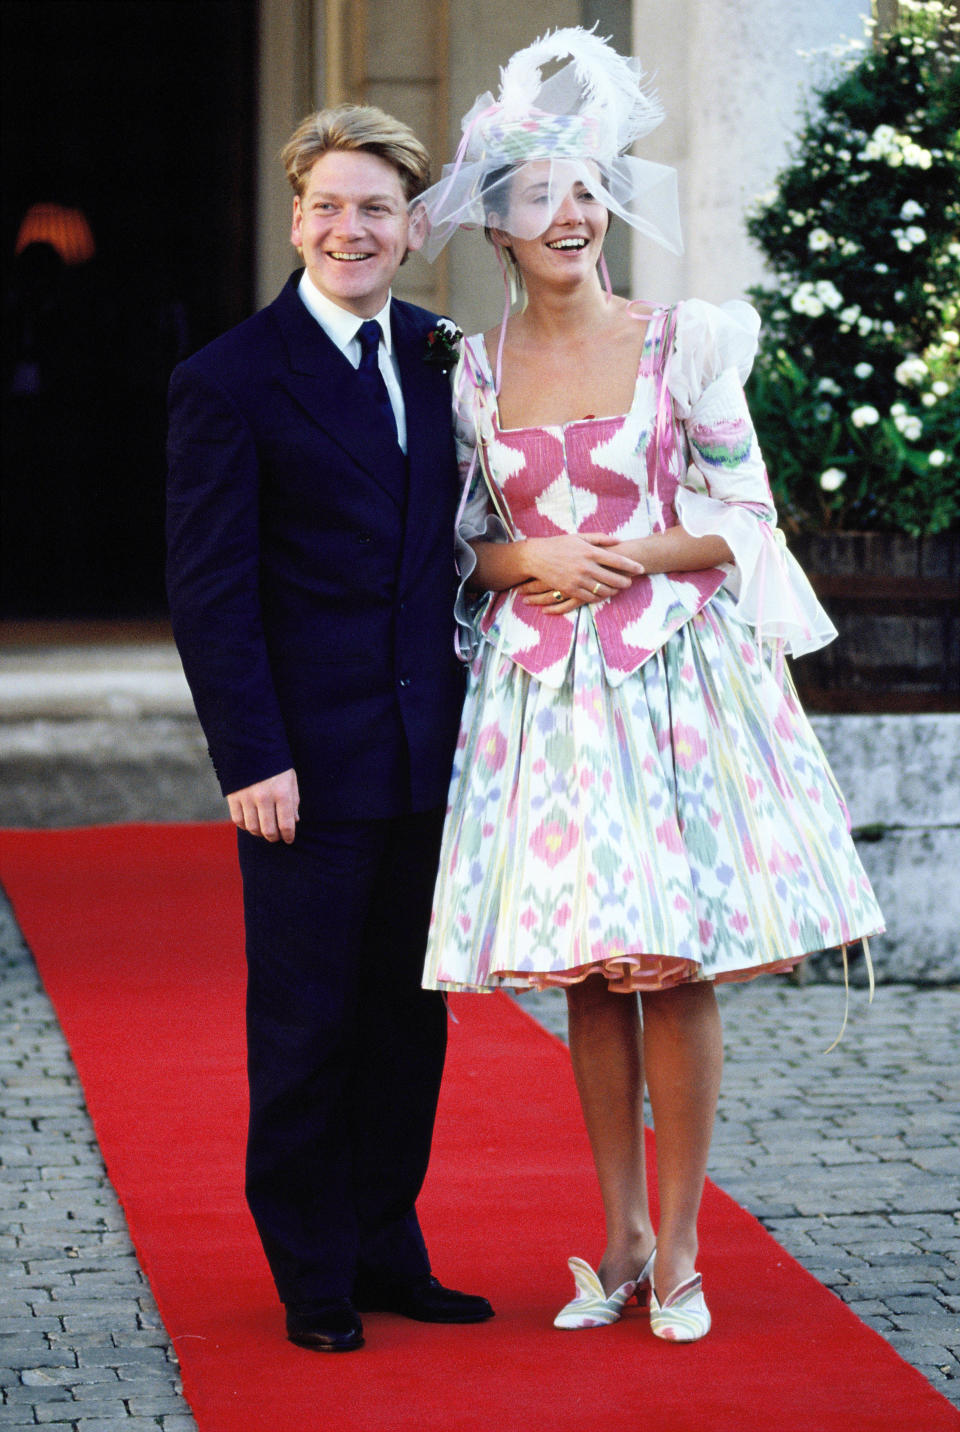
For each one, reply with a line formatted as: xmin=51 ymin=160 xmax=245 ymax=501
xmin=553 ymin=1249 xmax=656 ymax=1330
xmin=649 ymin=1273 xmax=711 ymax=1342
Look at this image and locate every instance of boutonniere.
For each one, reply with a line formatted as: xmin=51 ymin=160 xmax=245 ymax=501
xmin=423 ymin=319 xmax=462 ymax=373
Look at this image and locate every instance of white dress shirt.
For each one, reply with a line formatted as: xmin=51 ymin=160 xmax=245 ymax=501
xmin=297 ymin=273 xmax=407 ymax=453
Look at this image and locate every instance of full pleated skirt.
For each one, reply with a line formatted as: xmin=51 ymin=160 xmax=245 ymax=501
xmin=423 ymin=591 xmax=884 ymax=993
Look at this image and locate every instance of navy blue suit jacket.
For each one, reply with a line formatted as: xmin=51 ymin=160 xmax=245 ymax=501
xmin=166 ymin=272 xmax=464 ymax=821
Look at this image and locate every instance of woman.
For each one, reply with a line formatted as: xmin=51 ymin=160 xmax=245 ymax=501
xmin=415 ymin=28 xmax=884 ymax=1343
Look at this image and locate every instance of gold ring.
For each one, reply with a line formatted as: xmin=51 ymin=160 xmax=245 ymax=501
xmin=552 ymin=590 xmax=564 ymax=602
xmin=592 ymin=581 xmax=601 ymax=595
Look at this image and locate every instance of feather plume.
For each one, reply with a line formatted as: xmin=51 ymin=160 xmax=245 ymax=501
xmin=497 ymin=25 xmax=663 ymax=147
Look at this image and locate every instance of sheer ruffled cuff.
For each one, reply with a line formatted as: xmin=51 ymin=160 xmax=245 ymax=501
xmin=675 ymin=487 xmax=837 ymax=656
xmin=454 ymin=509 xmax=510 ymax=661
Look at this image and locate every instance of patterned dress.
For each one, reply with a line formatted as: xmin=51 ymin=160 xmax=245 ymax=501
xmin=422 ymin=300 xmax=884 ymax=993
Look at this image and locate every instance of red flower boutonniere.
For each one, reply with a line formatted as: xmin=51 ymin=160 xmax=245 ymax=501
xmin=423 ymin=319 xmax=463 ymax=373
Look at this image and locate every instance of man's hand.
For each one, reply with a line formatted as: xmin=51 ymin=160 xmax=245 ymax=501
xmin=227 ymin=768 xmax=300 ymax=844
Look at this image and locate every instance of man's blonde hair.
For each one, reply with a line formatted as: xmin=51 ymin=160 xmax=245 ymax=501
xmin=281 ymin=104 xmax=431 ymax=202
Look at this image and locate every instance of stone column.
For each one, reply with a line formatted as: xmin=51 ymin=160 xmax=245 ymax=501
xmin=255 ymin=0 xmax=319 ymax=311
xmin=631 ymin=0 xmax=870 ymax=304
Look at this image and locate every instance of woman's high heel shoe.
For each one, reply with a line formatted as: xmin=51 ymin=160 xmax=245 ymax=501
xmin=649 ymin=1273 xmax=711 ymax=1342
xmin=553 ymin=1248 xmax=656 ymax=1330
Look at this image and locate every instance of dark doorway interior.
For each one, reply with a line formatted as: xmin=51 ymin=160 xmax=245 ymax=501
xmin=1 ymin=0 xmax=256 ymax=618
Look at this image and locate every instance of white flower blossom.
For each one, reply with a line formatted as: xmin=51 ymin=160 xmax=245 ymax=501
xmin=929 ymin=450 xmax=947 ymax=466
xmin=854 ymin=362 xmax=874 ymax=379
xmin=860 ymin=125 xmax=934 ymax=169
xmin=790 ymin=282 xmax=825 ymax=317
xmin=862 ymin=124 xmax=897 ymax=160
xmin=815 ymin=403 xmax=834 ymax=422
xmin=890 ymin=402 xmax=907 ymax=417
xmin=921 ymin=393 xmax=937 ymax=407
xmin=819 ymin=467 xmax=846 ymax=491
xmin=817 ymin=377 xmax=842 ymax=396
xmin=895 ymin=355 xmax=929 ymax=386
xmin=808 ymin=228 xmax=834 ymax=251
xmin=932 ymin=380 xmax=950 ymax=397
xmin=899 ymin=199 xmax=926 ymax=220
xmin=903 ymin=142 xmax=933 ymax=168
xmin=840 ymin=305 xmax=862 ymax=325
xmin=857 ymin=316 xmax=875 ymax=336
xmin=943 ymin=330 xmax=959 ymax=347
xmin=893 ymin=412 xmax=923 ymax=440
xmin=894 ymin=225 xmax=927 ymax=251
xmin=815 ymin=280 xmax=844 ymax=310
xmin=852 ymin=405 xmax=880 ymax=427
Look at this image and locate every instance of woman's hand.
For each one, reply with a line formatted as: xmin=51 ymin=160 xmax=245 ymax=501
xmin=521 ymin=534 xmax=643 ymax=613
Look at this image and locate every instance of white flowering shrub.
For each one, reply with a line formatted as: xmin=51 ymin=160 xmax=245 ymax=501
xmin=746 ymin=1 xmax=959 ymax=534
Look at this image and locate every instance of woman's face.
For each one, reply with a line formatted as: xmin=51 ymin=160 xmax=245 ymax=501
xmin=490 ymin=160 xmax=609 ymax=287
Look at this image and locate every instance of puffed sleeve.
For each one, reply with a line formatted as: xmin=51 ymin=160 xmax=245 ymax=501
xmin=668 ymin=298 xmax=836 ymax=656
xmin=452 ymin=339 xmax=510 ymax=659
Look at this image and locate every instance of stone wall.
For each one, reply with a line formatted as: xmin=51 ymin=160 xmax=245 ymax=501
xmin=808 ymin=714 xmax=960 ymax=984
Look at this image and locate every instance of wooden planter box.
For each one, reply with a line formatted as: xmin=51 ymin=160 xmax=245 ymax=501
xmin=787 ymin=531 xmax=960 ymax=713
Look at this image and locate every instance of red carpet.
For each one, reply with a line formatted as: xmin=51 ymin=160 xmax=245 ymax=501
xmin=1 ymin=824 xmax=956 ymax=1432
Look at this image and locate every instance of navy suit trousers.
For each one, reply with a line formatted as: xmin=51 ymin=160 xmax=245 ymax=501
xmin=238 ymin=808 xmax=448 ymax=1311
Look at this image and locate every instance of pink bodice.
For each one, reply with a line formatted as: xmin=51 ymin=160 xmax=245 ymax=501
xmin=453 ymin=300 xmax=835 ymax=690
xmin=477 ymin=378 xmax=725 ymax=689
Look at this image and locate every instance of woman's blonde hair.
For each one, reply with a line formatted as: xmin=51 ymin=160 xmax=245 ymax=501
xmin=281 ymin=104 xmax=431 ymax=202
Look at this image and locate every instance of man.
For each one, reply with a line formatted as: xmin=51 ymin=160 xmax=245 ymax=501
xmin=166 ymin=105 xmax=491 ymax=1352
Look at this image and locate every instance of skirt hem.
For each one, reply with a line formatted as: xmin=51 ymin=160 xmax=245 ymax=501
xmin=425 ymin=934 xmax=880 ymax=995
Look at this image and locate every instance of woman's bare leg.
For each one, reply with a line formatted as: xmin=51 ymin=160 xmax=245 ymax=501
xmin=639 ymin=980 xmax=723 ymax=1301
xmin=565 ymin=976 xmax=655 ymax=1294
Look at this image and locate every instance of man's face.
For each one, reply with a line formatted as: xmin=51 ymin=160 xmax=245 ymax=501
xmin=291 ymin=149 xmax=422 ymax=317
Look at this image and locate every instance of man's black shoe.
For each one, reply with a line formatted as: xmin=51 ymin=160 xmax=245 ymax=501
xmin=354 ymin=1274 xmax=494 ymax=1323
xmin=285 ymin=1300 xmax=364 ymax=1352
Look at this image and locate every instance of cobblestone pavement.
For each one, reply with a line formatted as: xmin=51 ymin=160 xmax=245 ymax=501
xmin=1 ymin=707 xmax=958 ymax=1423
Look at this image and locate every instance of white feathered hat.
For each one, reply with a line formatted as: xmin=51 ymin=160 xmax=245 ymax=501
xmin=413 ymin=27 xmax=683 ymax=259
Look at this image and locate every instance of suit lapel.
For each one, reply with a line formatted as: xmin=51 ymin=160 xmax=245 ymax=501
xmin=270 ymin=276 xmax=407 ymax=504
xmin=393 ymin=301 xmax=437 ymax=476
xmin=393 ymin=301 xmax=458 ymax=567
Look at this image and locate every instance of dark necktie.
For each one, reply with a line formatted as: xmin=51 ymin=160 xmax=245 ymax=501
xmin=356 ymin=319 xmax=397 ymax=441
